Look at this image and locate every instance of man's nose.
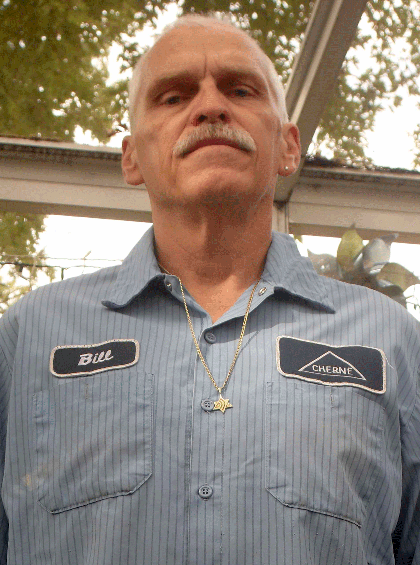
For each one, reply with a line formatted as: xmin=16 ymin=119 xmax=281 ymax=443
xmin=190 ymin=82 xmax=231 ymax=126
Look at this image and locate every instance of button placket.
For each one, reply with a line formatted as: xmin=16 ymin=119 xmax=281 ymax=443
xmin=189 ymin=321 xmax=230 ymax=559
xmin=198 ymin=328 xmax=218 ymax=412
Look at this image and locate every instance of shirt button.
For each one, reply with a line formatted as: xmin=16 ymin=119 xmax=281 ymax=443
xmin=165 ymin=281 xmax=172 ymax=291
xmin=204 ymin=332 xmax=216 ymax=344
xmin=258 ymin=287 xmax=267 ymax=296
xmin=198 ymin=485 xmax=213 ymax=500
xmin=201 ymin=399 xmax=214 ymax=412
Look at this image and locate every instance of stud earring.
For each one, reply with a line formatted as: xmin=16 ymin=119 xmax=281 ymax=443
xmin=285 ymin=166 xmax=289 ymax=172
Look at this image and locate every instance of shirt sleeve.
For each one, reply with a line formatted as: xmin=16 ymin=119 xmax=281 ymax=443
xmin=393 ymin=352 xmax=420 ymax=565
xmin=0 ymin=309 xmax=18 ymax=564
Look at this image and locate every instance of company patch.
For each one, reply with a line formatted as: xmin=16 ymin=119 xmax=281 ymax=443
xmin=50 ymin=339 xmax=140 ymax=377
xmin=276 ymin=336 xmax=386 ymax=394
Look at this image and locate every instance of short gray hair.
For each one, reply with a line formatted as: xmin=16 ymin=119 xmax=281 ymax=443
xmin=128 ymin=14 xmax=289 ymax=131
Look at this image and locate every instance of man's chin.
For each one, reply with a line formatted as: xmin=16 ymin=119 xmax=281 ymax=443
xmin=178 ymin=166 xmax=257 ymax=194
xmin=175 ymin=181 xmax=274 ymax=215
xmin=182 ymin=178 xmax=256 ymax=202
xmin=148 ymin=169 xmax=274 ymax=211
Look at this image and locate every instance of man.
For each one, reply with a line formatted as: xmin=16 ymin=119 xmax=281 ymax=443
xmin=0 ymin=13 xmax=419 ymax=565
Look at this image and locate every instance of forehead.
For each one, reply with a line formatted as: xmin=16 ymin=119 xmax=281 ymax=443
xmin=140 ymin=25 xmax=271 ymax=95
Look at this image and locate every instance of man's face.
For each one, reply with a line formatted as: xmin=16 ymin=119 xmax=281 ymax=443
xmin=123 ymin=25 xmax=298 ymax=210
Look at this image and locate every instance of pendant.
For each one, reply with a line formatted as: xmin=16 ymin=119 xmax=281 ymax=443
xmin=213 ymin=395 xmax=233 ymax=413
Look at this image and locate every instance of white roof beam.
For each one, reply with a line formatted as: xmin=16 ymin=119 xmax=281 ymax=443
xmin=276 ymin=0 xmax=369 ymax=201
xmin=0 ymin=138 xmax=152 ymax=222
xmin=288 ymin=165 xmax=420 ymax=244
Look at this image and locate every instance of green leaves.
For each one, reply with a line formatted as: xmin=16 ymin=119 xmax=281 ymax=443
xmin=0 ymin=0 xmax=165 ymax=312
xmin=336 ymin=228 xmax=364 ymax=272
xmin=0 ymin=213 xmax=55 ymax=314
xmin=308 ymin=227 xmax=419 ymax=309
xmin=0 ymin=0 xmax=160 ymax=140
xmin=377 ymin=263 xmax=420 ymax=293
xmin=308 ymin=1 xmax=420 ymax=167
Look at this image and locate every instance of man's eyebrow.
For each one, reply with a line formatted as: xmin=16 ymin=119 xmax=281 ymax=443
xmin=146 ymin=71 xmax=197 ymax=100
xmin=217 ymin=67 xmax=267 ymax=89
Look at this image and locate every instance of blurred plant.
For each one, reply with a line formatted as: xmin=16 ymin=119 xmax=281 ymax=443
xmin=0 ymin=213 xmax=55 ymax=314
xmin=307 ymin=227 xmax=420 ymax=309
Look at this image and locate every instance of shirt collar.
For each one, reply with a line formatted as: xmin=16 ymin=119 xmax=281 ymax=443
xmin=262 ymin=232 xmax=335 ymax=312
xmin=102 ymin=227 xmax=335 ymax=313
xmin=102 ymin=226 xmax=162 ymax=309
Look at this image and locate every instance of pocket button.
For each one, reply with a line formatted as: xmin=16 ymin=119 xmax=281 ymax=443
xmin=198 ymin=485 xmax=213 ymax=500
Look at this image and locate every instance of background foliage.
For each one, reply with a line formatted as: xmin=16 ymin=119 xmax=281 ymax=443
xmin=0 ymin=213 xmax=55 ymax=314
xmin=1 ymin=0 xmax=419 ymax=164
xmin=307 ymin=228 xmax=420 ymax=310
xmin=0 ymin=0 xmax=166 ymax=307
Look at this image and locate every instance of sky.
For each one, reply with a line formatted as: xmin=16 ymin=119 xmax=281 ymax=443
xmin=35 ymin=4 xmax=420 ymax=320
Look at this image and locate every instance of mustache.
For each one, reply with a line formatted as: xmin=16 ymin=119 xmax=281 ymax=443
xmin=173 ymin=124 xmax=257 ymax=157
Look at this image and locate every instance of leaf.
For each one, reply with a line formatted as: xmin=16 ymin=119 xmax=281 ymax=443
xmin=336 ymin=228 xmax=364 ymax=271
xmin=308 ymin=250 xmax=341 ymax=280
xmin=376 ymin=263 xmax=420 ymax=292
xmin=361 ymin=234 xmax=398 ymax=275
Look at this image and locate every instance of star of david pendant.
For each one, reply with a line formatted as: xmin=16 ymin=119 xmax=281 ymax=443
xmin=213 ymin=395 xmax=233 ymax=413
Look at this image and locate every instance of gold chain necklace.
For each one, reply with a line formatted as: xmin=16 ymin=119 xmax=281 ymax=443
xmin=159 ymin=264 xmax=259 ymax=413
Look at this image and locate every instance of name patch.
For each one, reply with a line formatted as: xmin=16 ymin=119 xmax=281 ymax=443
xmin=276 ymin=336 xmax=386 ymax=394
xmin=50 ymin=339 xmax=140 ymax=377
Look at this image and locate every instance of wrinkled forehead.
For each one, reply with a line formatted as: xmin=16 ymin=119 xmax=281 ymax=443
xmin=136 ymin=25 xmax=276 ymax=103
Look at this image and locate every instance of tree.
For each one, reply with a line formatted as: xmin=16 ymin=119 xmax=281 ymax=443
xmin=0 ymin=0 xmax=166 ymax=309
xmin=1 ymin=0 xmax=419 ymax=165
xmin=0 ymin=213 xmax=55 ymax=314
xmin=0 ymin=0 xmax=167 ymax=141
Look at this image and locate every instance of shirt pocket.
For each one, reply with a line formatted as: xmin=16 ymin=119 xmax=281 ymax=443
xmin=265 ymin=380 xmax=384 ymax=527
xmin=32 ymin=371 xmax=153 ymax=513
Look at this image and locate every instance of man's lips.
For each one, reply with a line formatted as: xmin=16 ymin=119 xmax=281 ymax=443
xmin=184 ymin=138 xmax=247 ymax=156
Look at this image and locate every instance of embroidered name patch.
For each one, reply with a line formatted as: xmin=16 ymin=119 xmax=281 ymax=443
xmin=276 ymin=336 xmax=386 ymax=394
xmin=50 ymin=339 xmax=140 ymax=377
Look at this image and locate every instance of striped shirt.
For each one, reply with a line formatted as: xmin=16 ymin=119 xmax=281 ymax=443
xmin=0 ymin=227 xmax=419 ymax=564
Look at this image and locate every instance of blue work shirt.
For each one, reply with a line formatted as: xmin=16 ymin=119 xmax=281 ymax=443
xmin=0 ymin=228 xmax=419 ymax=564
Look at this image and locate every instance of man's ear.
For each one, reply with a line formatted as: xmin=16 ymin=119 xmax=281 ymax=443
xmin=278 ymin=123 xmax=301 ymax=176
xmin=121 ymin=136 xmax=145 ymax=186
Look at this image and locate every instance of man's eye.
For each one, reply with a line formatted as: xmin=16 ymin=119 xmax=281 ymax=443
xmin=231 ymin=87 xmax=252 ymax=97
xmin=163 ymin=94 xmax=182 ymax=105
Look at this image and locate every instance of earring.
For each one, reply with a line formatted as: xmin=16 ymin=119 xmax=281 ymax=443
xmin=285 ymin=166 xmax=289 ymax=172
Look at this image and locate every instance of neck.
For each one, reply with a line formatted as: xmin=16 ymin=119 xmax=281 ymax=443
xmin=152 ymin=202 xmax=272 ymax=322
